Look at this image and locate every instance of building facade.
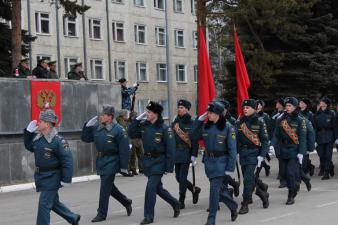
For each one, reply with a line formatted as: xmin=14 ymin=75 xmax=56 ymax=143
xmin=21 ymin=0 xmax=199 ymax=118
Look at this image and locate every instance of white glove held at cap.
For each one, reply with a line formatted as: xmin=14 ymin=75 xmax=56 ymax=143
xmin=297 ymin=154 xmax=303 ymax=165
xmin=198 ymin=112 xmax=208 ymax=121
xmin=27 ymin=120 xmax=38 ymax=133
xmin=257 ymin=156 xmax=264 ymax=167
xmin=61 ymin=182 xmax=70 ymax=187
xmin=136 ymin=112 xmax=147 ymax=121
xmin=133 ymin=82 xmax=138 ymax=87
xmin=191 ymin=156 xmax=197 ymax=167
xmin=86 ymin=116 xmax=98 ymax=127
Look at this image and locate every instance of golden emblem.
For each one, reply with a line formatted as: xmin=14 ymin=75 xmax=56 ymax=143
xmin=37 ymin=90 xmax=56 ymax=109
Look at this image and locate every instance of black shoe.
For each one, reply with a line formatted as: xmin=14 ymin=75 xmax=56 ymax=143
xmin=72 ymin=214 xmax=81 ymax=225
xmin=318 ymin=168 xmax=324 ymax=176
xmin=265 ymin=165 xmax=271 ymax=177
xmin=255 ymin=188 xmax=269 ymax=208
xmin=233 ymin=181 xmax=240 ymax=197
xmin=322 ymin=172 xmax=330 ymax=180
xmin=140 ymin=218 xmax=153 ymax=225
xmin=179 ymin=202 xmax=185 ymax=209
xmin=257 ymin=179 xmax=268 ymax=192
xmin=309 ymin=164 xmax=315 ymax=177
xmin=238 ymin=202 xmax=249 ymax=214
xmin=139 ymin=169 xmax=144 ymax=174
xmin=131 ymin=169 xmax=138 ymax=176
xmin=91 ymin=214 xmax=105 ymax=223
xmin=330 ymin=165 xmax=335 ymax=177
xmin=126 ymin=200 xmax=132 ymax=216
xmin=120 ymin=171 xmax=134 ymax=177
xmin=179 ymin=195 xmax=185 ymax=209
xmin=231 ymin=209 xmax=238 ymax=221
xmin=206 ymin=205 xmax=220 ymax=212
xmin=305 ymin=181 xmax=312 ymax=192
xmin=278 ymin=183 xmax=287 ymax=188
xmin=286 ymin=191 xmax=295 ymax=205
xmin=173 ymin=202 xmax=180 ymax=218
xmin=192 ymin=186 xmax=201 ymax=204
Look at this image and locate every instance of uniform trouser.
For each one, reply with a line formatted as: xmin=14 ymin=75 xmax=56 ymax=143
xmin=278 ymin=157 xmax=287 ymax=185
xmin=98 ymin=174 xmax=131 ymax=218
xmin=129 ymin=139 xmax=144 ymax=171
xmin=241 ymin=164 xmax=256 ymax=201
xmin=144 ymin=175 xmax=178 ymax=220
xmin=207 ymin=176 xmax=238 ymax=224
xmin=280 ymin=158 xmax=297 ymax=191
xmin=175 ymin=163 xmax=194 ymax=198
xmin=316 ymin=143 xmax=333 ymax=172
xmin=296 ymin=156 xmax=310 ymax=185
xmin=37 ymin=190 xmax=77 ymax=225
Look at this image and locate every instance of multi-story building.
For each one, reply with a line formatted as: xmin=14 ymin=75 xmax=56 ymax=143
xmin=21 ymin=0 xmax=199 ymax=118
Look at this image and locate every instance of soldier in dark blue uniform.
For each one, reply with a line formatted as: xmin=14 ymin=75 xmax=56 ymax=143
xmin=313 ymin=97 xmax=338 ymax=180
xmin=271 ymin=97 xmax=307 ymax=205
xmin=172 ymin=99 xmax=201 ymax=209
xmin=128 ymin=101 xmax=180 ymax=225
xmin=24 ymin=110 xmax=80 ymax=225
xmin=119 ymin=78 xmax=138 ymax=110
xmin=220 ymin=100 xmax=236 ymax=126
xmin=191 ymin=101 xmax=238 ymax=225
xmin=236 ymin=99 xmax=269 ymax=214
xmin=81 ymin=105 xmax=132 ymax=222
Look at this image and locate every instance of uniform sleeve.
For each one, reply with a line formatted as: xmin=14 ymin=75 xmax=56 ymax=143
xmin=332 ymin=111 xmax=338 ymax=140
xmin=164 ymin=127 xmax=176 ymax=173
xmin=81 ymin=123 xmax=95 ymax=143
xmin=122 ymin=87 xmax=137 ymax=96
xmin=189 ymin=119 xmax=204 ymax=142
xmin=306 ymin=120 xmax=316 ymax=152
xmin=225 ymin=124 xmax=237 ymax=172
xmin=271 ymin=119 xmax=281 ymax=148
xmin=127 ymin=119 xmax=142 ymax=139
xmin=298 ymin=118 xmax=307 ymax=155
xmin=265 ymin=114 xmax=273 ymax=140
xmin=56 ymin=138 xmax=73 ymax=183
xmin=23 ymin=129 xmax=36 ymax=152
xmin=117 ymin=128 xmax=130 ymax=170
xmin=259 ymin=120 xmax=269 ymax=158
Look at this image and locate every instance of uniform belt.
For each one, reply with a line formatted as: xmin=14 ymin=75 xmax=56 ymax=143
xmin=176 ymin=144 xmax=189 ymax=150
xmin=239 ymin=144 xmax=258 ymax=150
xmin=318 ymin=128 xmax=330 ymax=132
xmin=205 ymin=151 xmax=228 ymax=158
xmin=35 ymin=165 xmax=60 ymax=173
xmin=97 ymin=151 xmax=119 ymax=158
xmin=144 ymin=151 xmax=164 ymax=158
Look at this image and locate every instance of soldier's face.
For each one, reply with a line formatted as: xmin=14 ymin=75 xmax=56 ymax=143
xmin=177 ymin=106 xmax=188 ymax=116
xmin=207 ymin=112 xmax=219 ymax=122
xmin=100 ymin=114 xmax=113 ymax=124
xmin=319 ymin=101 xmax=327 ymax=110
xmin=146 ymin=110 xmax=157 ymax=122
xmin=299 ymin=101 xmax=307 ymax=110
xmin=38 ymin=120 xmax=51 ymax=132
xmin=276 ymin=102 xmax=283 ymax=110
xmin=285 ymin=104 xmax=296 ymax=113
xmin=257 ymin=104 xmax=263 ymax=112
xmin=243 ymin=106 xmax=255 ymax=116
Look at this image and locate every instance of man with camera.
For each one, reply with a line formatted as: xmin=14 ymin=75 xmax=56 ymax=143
xmin=118 ymin=78 xmax=139 ymax=111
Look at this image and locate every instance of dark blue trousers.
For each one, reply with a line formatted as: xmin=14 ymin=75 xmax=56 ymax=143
xmin=317 ymin=143 xmax=333 ymax=172
xmin=98 ymin=173 xmax=131 ymax=218
xmin=144 ymin=175 xmax=178 ymax=220
xmin=207 ymin=176 xmax=238 ymax=224
xmin=280 ymin=158 xmax=297 ymax=191
xmin=175 ymin=163 xmax=194 ymax=198
xmin=37 ymin=190 xmax=77 ymax=225
xmin=241 ymin=164 xmax=256 ymax=200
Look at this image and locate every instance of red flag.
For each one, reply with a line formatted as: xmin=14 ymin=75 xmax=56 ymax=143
xmin=234 ymin=30 xmax=251 ymax=117
xmin=198 ymin=26 xmax=216 ymax=115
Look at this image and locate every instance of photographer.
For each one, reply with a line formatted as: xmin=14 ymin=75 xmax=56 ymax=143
xmin=118 ymin=78 xmax=139 ymax=111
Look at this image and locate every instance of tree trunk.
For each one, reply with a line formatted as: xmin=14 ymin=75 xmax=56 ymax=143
xmin=11 ymin=0 xmax=22 ymax=71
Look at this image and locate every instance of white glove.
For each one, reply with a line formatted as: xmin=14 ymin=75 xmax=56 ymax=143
xmin=136 ymin=112 xmax=147 ymax=120
xmin=133 ymin=82 xmax=138 ymax=87
xmin=315 ymin=142 xmax=318 ymax=148
xmin=297 ymin=154 xmax=303 ymax=165
xmin=225 ymin=171 xmax=233 ymax=176
xmin=129 ymin=144 xmax=133 ymax=149
xmin=257 ymin=156 xmax=264 ymax=167
xmin=191 ymin=156 xmax=197 ymax=167
xmin=120 ymin=169 xmax=128 ymax=174
xmin=27 ymin=120 xmax=38 ymax=133
xmin=335 ymin=139 xmax=338 ymax=145
xmin=61 ymin=182 xmax=70 ymax=187
xmin=198 ymin=112 xmax=208 ymax=121
xmin=269 ymin=146 xmax=275 ymax=156
xmin=86 ymin=116 xmax=98 ymax=127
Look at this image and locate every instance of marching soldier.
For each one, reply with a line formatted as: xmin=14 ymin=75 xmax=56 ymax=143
xmin=24 ymin=110 xmax=80 ymax=225
xmin=191 ymin=101 xmax=238 ymax=225
xmin=313 ymin=97 xmax=338 ymax=179
xmin=81 ymin=105 xmax=132 ymax=222
xmin=236 ymin=99 xmax=269 ymax=214
xmin=128 ymin=101 xmax=180 ymax=225
xmin=172 ymin=99 xmax=201 ymax=209
xmin=271 ymin=97 xmax=307 ymax=205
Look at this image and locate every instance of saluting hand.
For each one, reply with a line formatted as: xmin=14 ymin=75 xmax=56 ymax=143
xmin=86 ymin=116 xmax=98 ymax=127
xmin=198 ymin=112 xmax=208 ymax=121
xmin=136 ymin=111 xmax=147 ymax=120
xmin=27 ymin=120 xmax=38 ymax=133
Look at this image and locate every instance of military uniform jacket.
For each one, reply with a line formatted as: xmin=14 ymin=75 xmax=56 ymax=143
xmin=32 ymin=65 xmax=51 ymax=79
xmin=257 ymin=111 xmax=273 ymax=139
xmin=300 ymin=109 xmax=314 ymax=124
xmin=225 ymin=113 xmax=237 ymax=127
xmin=23 ymin=128 xmax=73 ymax=192
xmin=121 ymin=86 xmax=137 ymax=110
xmin=81 ymin=122 xmax=129 ymax=175
xmin=236 ymin=114 xmax=269 ymax=166
xmin=313 ymin=109 xmax=338 ymax=144
xmin=127 ymin=117 xmax=175 ymax=176
xmin=14 ymin=64 xmax=31 ymax=78
xmin=171 ymin=113 xmax=198 ymax=164
xmin=191 ymin=119 xmax=237 ymax=179
xmin=271 ymin=112 xmax=307 ymax=159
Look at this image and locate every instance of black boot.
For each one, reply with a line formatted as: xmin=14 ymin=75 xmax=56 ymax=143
xmin=192 ymin=186 xmax=201 ymax=204
xmin=179 ymin=195 xmax=185 ymax=209
xmin=305 ymin=180 xmax=312 ymax=192
xmin=131 ymin=169 xmax=138 ymax=176
xmin=264 ymin=164 xmax=271 ymax=177
xmin=330 ymin=165 xmax=335 ymax=177
xmin=91 ymin=214 xmax=106 ymax=223
xmin=308 ymin=163 xmax=315 ymax=177
xmin=231 ymin=180 xmax=240 ymax=197
xmin=72 ymin=214 xmax=81 ymax=225
xmin=286 ymin=190 xmax=295 ymax=205
xmin=257 ymin=179 xmax=268 ymax=192
xmin=318 ymin=167 xmax=324 ymax=176
xmin=322 ymin=171 xmax=330 ymax=180
xmin=140 ymin=218 xmax=153 ymax=225
xmin=125 ymin=200 xmax=132 ymax=216
xmin=231 ymin=209 xmax=238 ymax=221
xmin=238 ymin=201 xmax=249 ymax=214
xmin=173 ymin=202 xmax=180 ymax=218
xmin=255 ymin=188 xmax=269 ymax=208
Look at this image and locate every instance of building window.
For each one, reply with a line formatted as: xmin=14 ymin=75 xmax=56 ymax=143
xmin=36 ymin=55 xmax=51 ymax=63
xmin=174 ymin=29 xmax=184 ymax=48
xmin=174 ymin=0 xmax=184 ymax=13
xmin=159 ymin=100 xmax=169 ymax=118
xmin=193 ymin=31 xmax=198 ymax=49
xmin=191 ymin=0 xmax=197 ymax=15
xmin=156 ymin=63 xmax=167 ymax=82
xmin=154 ymin=0 xmax=165 ymax=10
xmin=64 ymin=57 xmax=79 ymax=75
xmin=176 ymin=64 xmax=186 ymax=82
xmin=134 ymin=0 xmax=145 ymax=7
xmin=137 ymin=99 xmax=149 ymax=114
xmin=90 ymin=59 xmax=104 ymax=79
xmin=114 ymin=60 xmax=126 ymax=81
xmin=194 ymin=65 xmax=198 ymax=82
xmin=35 ymin=12 xmax=50 ymax=34
xmin=112 ymin=0 xmax=123 ymax=3
xmin=134 ymin=24 xmax=147 ymax=44
xmin=63 ymin=16 xmax=77 ymax=37
xmin=89 ymin=19 xmax=102 ymax=40
xmin=155 ymin=26 xmax=166 ymax=46
xmin=136 ymin=62 xmax=148 ymax=82
xmin=112 ymin=21 xmax=125 ymax=42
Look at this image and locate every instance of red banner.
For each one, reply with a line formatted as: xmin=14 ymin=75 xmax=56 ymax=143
xmin=31 ymin=81 xmax=61 ymax=124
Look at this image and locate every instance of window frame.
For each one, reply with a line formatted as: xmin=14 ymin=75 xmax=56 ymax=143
xmin=156 ymin=63 xmax=167 ymax=82
xmin=89 ymin=18 xmax=103 ymax=40
xmin=154 ymin=0 xmax=165 ymax=10
xmin=174 ymin=29 xmax=185 ymax=48
xmin=134 ymin=0 xmax=145 ymax=7
xmin=64 ymin=57 xmax=79 ymax=76
xmin=176 ymin=64 xmax=187 ymax=83
xmin=35 ymin=12 xmax=51 ymax=35
xmin=112 ymin=21 xmax=125 ymax=42
xmin=134 ymin=24 xmax=147 ymax=45
xmin=174 ymin=0 xmax=184 ymax=13
xmin=114 ymin=59 xmax=127 ymax=81
xmin=155 ymin=26 xmax=166 ymax=47
xmin=136 ymin=61 xmax=148 ymax=82
xmin=63 ymin=16 xmax=78 ymax=38
xmin=90 ymin=59 xmax=105 ymax=80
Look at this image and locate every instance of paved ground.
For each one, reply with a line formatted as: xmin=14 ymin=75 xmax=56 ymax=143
xmin=1 ymin=152 xmax=338 ymax=225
